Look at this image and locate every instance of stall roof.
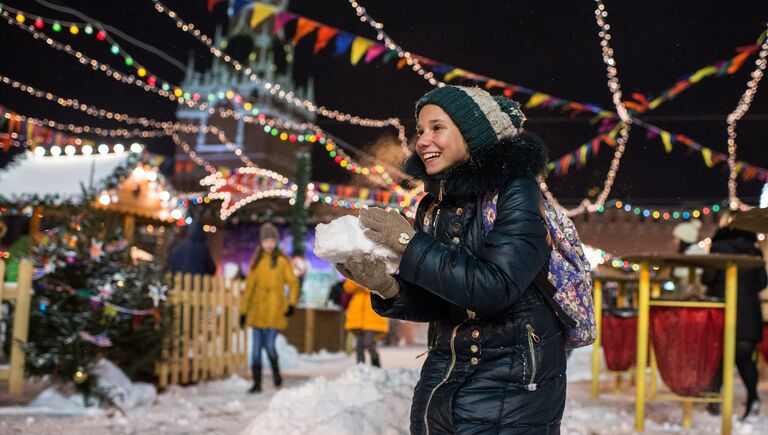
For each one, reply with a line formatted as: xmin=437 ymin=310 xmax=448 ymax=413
xmin=0 ymin=152 xmax=128 ymax=201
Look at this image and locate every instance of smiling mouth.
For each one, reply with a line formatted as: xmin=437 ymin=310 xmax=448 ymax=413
xmin=422 ymin=152 xmax=442 ymax=163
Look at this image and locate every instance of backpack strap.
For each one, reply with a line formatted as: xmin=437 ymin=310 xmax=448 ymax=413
xmin=532 ymin=267 xmax=577 ymax=329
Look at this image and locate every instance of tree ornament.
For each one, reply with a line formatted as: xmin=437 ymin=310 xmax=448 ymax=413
xmin=73 ymin=368 xmax=88 ymax=384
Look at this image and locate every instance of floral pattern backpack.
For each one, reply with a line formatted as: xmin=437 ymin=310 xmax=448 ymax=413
xmin=481 ymin=192 xmax=597 ymax=349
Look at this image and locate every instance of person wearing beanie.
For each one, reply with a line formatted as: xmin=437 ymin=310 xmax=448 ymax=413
xmin=672 ymin=219 xmax=703 ymax=253
xmin=337 ymin=86 xmax=564 ymax=433
xmin=240 ymin=223 xmax=299 ymax=393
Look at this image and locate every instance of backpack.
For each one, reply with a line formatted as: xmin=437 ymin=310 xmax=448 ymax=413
xmin=425 ymin=191 xmax=597 ymax=349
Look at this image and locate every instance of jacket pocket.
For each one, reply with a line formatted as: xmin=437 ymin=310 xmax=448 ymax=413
xmin=525 ymin=323 xmax=540 ymax=391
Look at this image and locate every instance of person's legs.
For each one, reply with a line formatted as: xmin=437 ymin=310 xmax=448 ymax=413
xmin=249 ymin=328 xmax=265 ymax=393
xmin=363 ymin=330 xmax=380 ymax=367
xmin=735 ymin=341 xmax=760 ymax=420
xmin=353 ymin=330 xmax=365 ymax=364
xmin=264 ymin=328 xmax=282 ymax=387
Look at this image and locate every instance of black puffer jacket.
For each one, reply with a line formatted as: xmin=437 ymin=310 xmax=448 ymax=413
xmin=702 ymin=227 xmax=767 ymax=342
xmin=373 ymin=133 xmax=566 ymax=434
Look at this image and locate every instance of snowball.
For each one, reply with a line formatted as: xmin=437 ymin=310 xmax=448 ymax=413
xmin=314 ymin=215 xmax=399 ymax=273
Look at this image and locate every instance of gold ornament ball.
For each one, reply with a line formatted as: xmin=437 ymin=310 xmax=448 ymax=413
xmin=73 ymin=370 xmax=89 ymax=384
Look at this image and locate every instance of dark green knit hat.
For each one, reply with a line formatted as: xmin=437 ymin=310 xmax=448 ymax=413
xmin=415 ymin=86 xmax=526 ymax=152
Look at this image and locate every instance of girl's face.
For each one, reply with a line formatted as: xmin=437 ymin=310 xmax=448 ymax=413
xmin=261 ymin=238 xmax=277 ymax=253
xmin=415 ymin=104 xmax=470 ymax=175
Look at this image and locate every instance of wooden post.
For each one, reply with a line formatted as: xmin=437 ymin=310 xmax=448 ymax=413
xmin=123 ymin=214 xmax=136 ymax=243
xmin=191 ymin=281 xmax=201 ymax=383
xmin=9 ymin=260 xmax=33 ymax=394
xmin=180 ymin=275 xmax=196 ymax=384
xmin=722 ymin=263 xmax=738 ymax=435
xmin=682 ymin=401 xmax=693 ymax=428
xmin=236 ymin=279 xmax=247 ymax=374
xmin=304 ymin=308 xmax=315 ymax=354
xmin=635 ymin=262 xmax=651 ymax=432
xmin=592 ymin=279 xmax=603 ymax=398
xmin=200 ymin=275 xmax=211 ymax=381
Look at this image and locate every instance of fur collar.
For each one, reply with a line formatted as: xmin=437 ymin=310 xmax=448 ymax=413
xmin=403 ymin=132 xmax=548 ymax=198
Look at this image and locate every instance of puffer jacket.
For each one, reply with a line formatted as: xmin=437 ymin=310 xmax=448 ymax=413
xmin=702 ymin=227 xmax=767 ymax=342
xmin=372 ymin=133 xmax=566 ymax=434
xmin=344 ymin=280 xmax=390 ymax=333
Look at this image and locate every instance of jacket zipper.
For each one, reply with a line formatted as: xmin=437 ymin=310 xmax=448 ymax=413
xmin=423 ymin=318 xmax=468 ymax=435
xmin=526 ymin=324 xmax=540 ymax=391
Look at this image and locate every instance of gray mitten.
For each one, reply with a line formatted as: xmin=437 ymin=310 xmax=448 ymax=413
xmin=335 ymin=254 xmax=400 ymax=299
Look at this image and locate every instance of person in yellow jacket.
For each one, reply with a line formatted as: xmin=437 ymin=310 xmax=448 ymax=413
xmin=343 ymin=279 xmax=389 ymax=367
xmin=239 ymin=223 xmax=300 ymax=393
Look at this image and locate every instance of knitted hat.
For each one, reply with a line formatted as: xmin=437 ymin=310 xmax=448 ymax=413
xmin=259 ymin=223 xmax=279 ymax=241
xmin=673 ymin=219 xmax=702 ymax=244
xmin=415 ymin=86 xmax=526 ymax=152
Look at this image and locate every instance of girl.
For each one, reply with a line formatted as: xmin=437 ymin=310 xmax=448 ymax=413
xmin=338 ymin=85 xmax=566 ymax=433
xmin=240 ymin=223 xmax=299 ymax=393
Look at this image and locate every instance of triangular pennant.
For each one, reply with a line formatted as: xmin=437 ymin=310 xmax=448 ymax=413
xmin=381 ymin=49 xmax=398 ymax=64
xmin=525 ymin=93 xmax=551 ymax=109
xmin=334 ymin=31 xmax=354 ymax=56
xmin=701 ymin=148 xmax=714 ymax=167
xmin=291 ymin=17 xmax=318 ymax=45
xmin=273 ymin=11 xmax=298 ymax=34
xmin=208 ymin=0 xmax=227 ymax=12
xmin=350 ymin=37 xmax=374 ymax=65
xmin=444 ymin=68 xmax=469 ymax=82
xmin=230 ymin=0 xmax=253 ymax=17
xmin=364 ymin=43 xmax=387 ymax=63
xmin=314 ymin=26 xmax=339 ymax=53
xmin=250 ymin=3 xmax=277 ymax=28
xmin=660 ymin=131 xmax=673 ymax=153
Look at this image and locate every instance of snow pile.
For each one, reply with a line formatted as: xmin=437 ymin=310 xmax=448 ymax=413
xmin=0 ymin=359 xmax=156 ymax=416
xmin=314 ymin=216 xmax=398 ymax=273
xmin=243 ymin=364 xmax=418 ymax=435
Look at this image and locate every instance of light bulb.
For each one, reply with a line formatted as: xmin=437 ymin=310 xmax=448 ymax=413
xmin=98 ymin=144 xmax=109 ymax=154
xmin=50 ymin=145 xmax=62 ymax=156
xmin=64 ymin=145 xmax=76 ymax=155
xmin=34 ymin=147 xmax=46 ymax=156
xmin=113 ymin=143 xmax=124 ymax=153
xmin=130 ymin=143 xmax=143 ymax=153
xmin=82 ymin=145 xmax=93 ymax=155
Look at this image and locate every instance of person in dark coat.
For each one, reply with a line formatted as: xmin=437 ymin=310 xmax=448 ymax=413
xmin=167 ymin=223 xmax=217 ymax=275
xmin=337 ymin=85 xmax=565 ymax=434
xmin=702 ymin=211 xmax=767 ymax=420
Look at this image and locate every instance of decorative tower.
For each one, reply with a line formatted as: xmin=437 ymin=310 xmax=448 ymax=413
xmin=174 ymin=0 xmax=314 ymax=189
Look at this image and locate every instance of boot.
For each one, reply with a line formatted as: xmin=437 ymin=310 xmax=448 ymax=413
xmin=705 ymin=403 xmax=720 ymax=416
xmin=248 ymin=365 xmax=262 ymax=394
xmin=740 ymin=398 xmax=760 ymax=421
xmin=371 ymin=353 xmax=381 ymax=368
xmin=269 ymin=356 xmax=282 ymax=388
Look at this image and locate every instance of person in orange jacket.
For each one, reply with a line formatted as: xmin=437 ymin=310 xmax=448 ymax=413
xmin=343 ymin=279 xmax=389 ymax=367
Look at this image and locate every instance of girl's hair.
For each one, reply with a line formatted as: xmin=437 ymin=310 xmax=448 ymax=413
xmin=249 ymin=246 xmax=286 ymax=269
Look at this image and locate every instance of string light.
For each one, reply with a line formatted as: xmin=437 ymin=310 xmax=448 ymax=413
xmin=597 ymin=200 xmax=721 ymax=221
xmin=347 ymin=0 xmax=443 ymax=90
xmin=726 ymin=25 xmax=768 ymax=210
xmin=2 ymin=109 xmax=163 ymax=139
xmin=150 ymin=0 xmax=407 ymax=142
xmin=542 ymin=0 xmax=633 ymax=217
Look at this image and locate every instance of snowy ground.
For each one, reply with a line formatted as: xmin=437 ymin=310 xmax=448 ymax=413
xmin=1 ymin=345 xmax=768 ymax=434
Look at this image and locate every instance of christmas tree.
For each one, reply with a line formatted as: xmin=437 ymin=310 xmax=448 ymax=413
xmin=25 ymin=199 xmax=169 ymax=405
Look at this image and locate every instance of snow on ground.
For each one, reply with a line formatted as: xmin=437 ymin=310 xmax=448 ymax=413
xmin=1 ymin=344 xmax=768 ymax=434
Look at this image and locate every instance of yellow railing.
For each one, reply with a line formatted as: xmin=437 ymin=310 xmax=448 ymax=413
xmin=0 ymin=259 xmax=33 ymax=395
xmin=156 ymin=273 xmax=249 ymax=387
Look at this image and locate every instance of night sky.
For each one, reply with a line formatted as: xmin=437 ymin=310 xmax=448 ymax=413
xmin=0 ymin=0 xmax=766 ymax=206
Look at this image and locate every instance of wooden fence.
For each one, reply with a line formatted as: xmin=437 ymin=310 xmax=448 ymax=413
xmin=0 ymin=259 xmax=33 ymax=394
xmin=156 ymin=273 xmax=249 ymax=388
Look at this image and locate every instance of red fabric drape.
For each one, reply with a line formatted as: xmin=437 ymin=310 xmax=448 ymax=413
xmin=601 ymin=315 xmax=637 ymax=371
xmin=758 ymin=324 xmax=768 ymax=362
xmin=650 ymin=307 xmax=724 ymax=397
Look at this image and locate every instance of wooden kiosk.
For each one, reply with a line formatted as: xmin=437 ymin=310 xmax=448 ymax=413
xmin=625 ymin=253 xmax=764 ymax=434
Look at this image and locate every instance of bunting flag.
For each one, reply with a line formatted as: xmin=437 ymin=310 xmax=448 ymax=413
xmin=273 ymin=11 xmax=297 ymax=34
xmin=250 ymin=2 xmax=277 ymax=28
xmin=291 ymin=17 xmax=318 ymax=46
xmin=364 ymin=43 xmax=387 ymax=63
xmin=230 ymin=0 xmax=253 ymax=17
xmin=208 ymin=0 xmax=227 ymax=12
xmin=314 ymin=26 xmax=339 ymax=53
xmin=335 ymin=31 xmax=354 ymax=56
xmin=702 ymin=148 xmax=714 ymax=167
xmin=660 ymin=131 xmax=673 ymax=153
xmin=350 ymin=37 xmax=374 ymax=65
